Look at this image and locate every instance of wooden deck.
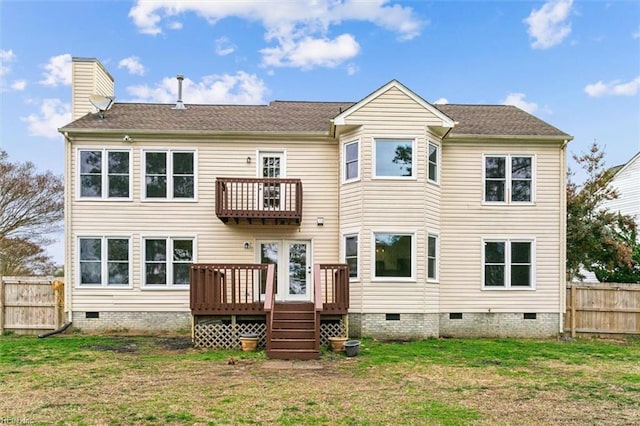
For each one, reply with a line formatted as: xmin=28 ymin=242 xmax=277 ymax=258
xmin=190 ymin=263 xmax=349 ymax=359
xmin=215 ymin=177 xmax=303 ymax=224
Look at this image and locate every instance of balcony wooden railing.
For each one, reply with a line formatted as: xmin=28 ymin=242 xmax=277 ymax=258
xmin=314 ymin=264 xmax=350 ymax=314
xmin=190 ymin=264 xmax=275 ymax=315
xmin=215 ymin=178 xmax=303 ymax=224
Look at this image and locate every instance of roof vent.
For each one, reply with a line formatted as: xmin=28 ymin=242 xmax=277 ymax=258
xmin=173 ymin=74 xmax=186 ymax=110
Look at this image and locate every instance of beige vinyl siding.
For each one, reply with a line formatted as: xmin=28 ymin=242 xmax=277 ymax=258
xmin=440 ymin=140 xmax=564 ymax=312
xmin=68 ymin=136 xmax=339 ymax=313
xmin=71 ymin=58 xmax=114 ymax=120
xmin=339 ymin=87 xmax=443 ymax=313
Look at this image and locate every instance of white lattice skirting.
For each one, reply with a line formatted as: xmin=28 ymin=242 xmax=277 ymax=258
xmin=194 ymin=321 xmax=346 ymax=349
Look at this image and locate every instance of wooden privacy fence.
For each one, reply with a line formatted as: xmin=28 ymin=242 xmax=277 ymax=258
xmin=565 ymin=282 xmax=640 ymax=337
xmin=0 ymin=276 xmax=64 ymax=335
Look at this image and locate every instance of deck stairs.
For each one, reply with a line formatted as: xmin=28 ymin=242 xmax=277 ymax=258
xmin=266 ymin=302 xmax=320 ymax=360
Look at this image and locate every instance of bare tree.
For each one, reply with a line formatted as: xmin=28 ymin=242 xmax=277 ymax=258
xmin=0 ymin=149 xmax=63 ymax=241
xmin=0 ymin=237 xmax=57 ymax=275
xmin=0 ymin=149 xmax=63 ymax=274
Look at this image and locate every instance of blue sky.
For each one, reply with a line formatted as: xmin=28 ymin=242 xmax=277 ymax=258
xmin=1 ymin=0 xmax=639 ymax=264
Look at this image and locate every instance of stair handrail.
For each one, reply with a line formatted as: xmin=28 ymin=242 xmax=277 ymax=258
xmin=313 ymin=264 xmax=323 ymax=312
xmin=264 ymin=264 xmax=275 ymax=312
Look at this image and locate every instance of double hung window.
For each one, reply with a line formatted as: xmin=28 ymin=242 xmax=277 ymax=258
xmin=344 ymin=141 xmax=359 ymax=182
xmin=78 ymin=149 xmax=131 ymax=199
xmin=344 ymin=235 xmax=359 ymax=280
xmin=484 ymin=155 xmax=533 ymax=203
xmin=144 ymin=151 xmax=195 ymax=200
xmin=144 ymin=238 xmax=194 ymax=286
xmin=483 ymin=239 xmax=534 ymax=289
xmin=78 ymin=237 xmax=130 ymax=286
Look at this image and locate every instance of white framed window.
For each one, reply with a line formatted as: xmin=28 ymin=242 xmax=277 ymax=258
xmin=427 ymin=233 xmax=439 ymax=281
xmin=373 ymin=232 xmax=415 ymax=280
xmin=143 ymin=150 xmax=196 ymax=200
xmin=344 ymin=140 xmax=359 ymax=182
xmin=78 ymin=236 xmax=131 ymax=287
xmin=428 ymin=142 xmax=439 ymax=183
xmin=143 ymin=237 xmax=194 ymax=287
xmin=483 ymin=155 xmax=534 ymax=203
xmin=373 ymin=138 xmax=415 ymax=179
xmin=78 ymin=149 xmax=132 ymax=199
xmin=482 ymin=238 xmax=535 ymax=289
xmin=344 ymin=234 xmax=359 ymax=280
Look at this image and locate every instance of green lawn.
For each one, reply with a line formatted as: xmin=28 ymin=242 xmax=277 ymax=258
xmin=1 ymin=334 xmax=638 ymax=425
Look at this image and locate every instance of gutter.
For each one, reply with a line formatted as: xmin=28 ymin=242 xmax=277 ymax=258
xmin=448 ymin=133 xmax=573 ymax=142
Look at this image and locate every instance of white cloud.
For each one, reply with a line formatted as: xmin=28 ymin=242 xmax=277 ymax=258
xmin=0 ymin=49 xmax=20 ymax=92
xmin=11 ymin=80 xmax=26 ymax=91
xmin=433 ymin=97 xmax=448 ymax=105
xmin=118 ymin=56 xmax=146 ymax=75
xmin=501 ymin=93 xmax=538 ymax=114
xmin=261 ymin=34 xmax=360 ymax=69
xmin=0 ymin=49 xmax=17 ymax=77
xmin=168 ymin=21 xmax=183 ymax=30
xmin=126 ymin=71 xmax=267 ymax=105
xmin=633 ymin=28 xmax=640 ymax=39
xmin=584 ymin=76 xmax=640 ymax=97
xmin=128 ymin=0 xmax=423 ymax=69
xmin=21 ymin=98 xmax=71 ymax=139
xmin=215 ymin=37 xmax=236 ymax=56
xmin=524 ymin=0 xmax=573 ymax=49
xmin=40 ymin=53 xmax=72 ymax=86
xmin=346 ymin=63 xmax=358 ymax=76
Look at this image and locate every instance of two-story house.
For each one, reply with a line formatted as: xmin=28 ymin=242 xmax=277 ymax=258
xmin=60 ymin=58 xmax=572 ymax=359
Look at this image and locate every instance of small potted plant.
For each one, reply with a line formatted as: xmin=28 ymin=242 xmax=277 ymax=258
xmin=239 ymin=333 xmax=259 ymax=351
xmin=328 ymin=335 xmax=348 ymax=352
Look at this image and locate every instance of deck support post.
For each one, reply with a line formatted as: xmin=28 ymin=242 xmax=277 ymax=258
xmin=343 ymin=314 xmax=349 ymax=337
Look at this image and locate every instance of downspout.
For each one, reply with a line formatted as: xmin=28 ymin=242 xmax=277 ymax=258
xmin=63 ymin=131 xmax=73 ymax=324
xmin=559 ymin=139 xmax=569 ymax=334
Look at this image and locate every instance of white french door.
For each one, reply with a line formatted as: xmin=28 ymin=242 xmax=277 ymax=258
xmin=257 ymin=240 xmax=312 ymax=302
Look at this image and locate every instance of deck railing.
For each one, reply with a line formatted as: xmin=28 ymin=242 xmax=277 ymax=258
xmin=314 ymin=264 xmax=350 ymax=314
xmin=190 ymin=264 xmax=275 ymax=315
xmin=190 ymin=263 xmax=349 ymax=316
xmin=215 ymin=177 xmax=303 ymax=224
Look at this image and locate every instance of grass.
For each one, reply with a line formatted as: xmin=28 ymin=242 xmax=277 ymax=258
xmin=0 ymin=335 xmax=639 ymax=425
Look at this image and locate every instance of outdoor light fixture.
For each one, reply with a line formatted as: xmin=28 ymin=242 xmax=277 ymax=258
xmin=243 ymin=241 xmax=250 ymax=249
xmin=246 ymin=156 xmax=251 ymax=164
xmin=317 ymin=217 xmax=324 ymax=226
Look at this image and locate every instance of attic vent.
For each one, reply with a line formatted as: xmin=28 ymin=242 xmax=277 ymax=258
xmin=172 ymin=74 xmax=186 ymax=110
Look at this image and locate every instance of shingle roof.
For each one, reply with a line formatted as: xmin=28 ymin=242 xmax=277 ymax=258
xmin=61 ymin=100 xmax=570 ymax=138
xmin=435 ymin=104 xmax=570 ymax=137
xmin=62 ymin=101 xmax=354 ymax=133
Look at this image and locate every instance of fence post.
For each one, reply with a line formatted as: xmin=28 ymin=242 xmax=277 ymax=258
xmin=0 ymin=275 xmax=4 ymax=334
xmin=570 ymin=284 xmax=576 ymax=338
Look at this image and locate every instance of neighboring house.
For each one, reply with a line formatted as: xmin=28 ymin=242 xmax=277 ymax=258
xmin=60 ymin=58 xmax=572 ymax=358
xmin=602 ymin=152 xmax=640 ymax=236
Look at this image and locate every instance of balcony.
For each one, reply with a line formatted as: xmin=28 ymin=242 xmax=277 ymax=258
xmin=215 ymin=178 xmax=303 ymax=225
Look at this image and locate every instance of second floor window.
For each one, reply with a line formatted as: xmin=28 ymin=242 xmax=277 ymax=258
xmin=344 ymin=141 xmax=359 ymax=182
xmin=79 ymin=149 xmax=131 ymax=199
xmin=428 ymin=143 xmax=439 ymax=183
xmin=484 ymin=155 xmax=533 ymax=203
xmin=374 ymin=139 xmax=414 ymax=178
xmin=144 ymin=151 xmax=195 ymax=200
